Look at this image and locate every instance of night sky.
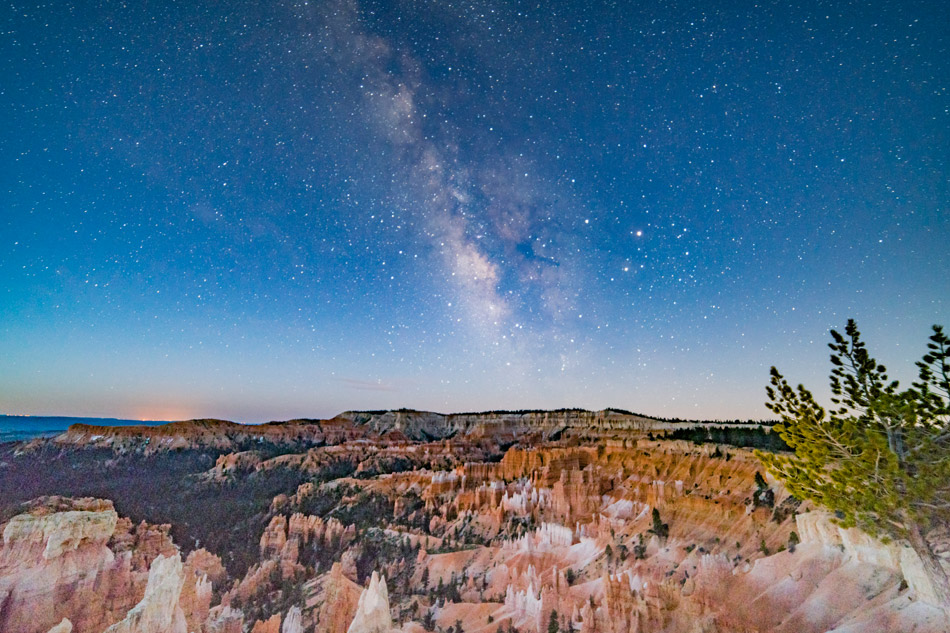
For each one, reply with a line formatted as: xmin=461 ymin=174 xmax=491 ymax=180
xmin=2 ymin=0 xmax=948 ymax=422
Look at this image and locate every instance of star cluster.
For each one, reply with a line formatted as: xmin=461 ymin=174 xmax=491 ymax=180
xmin=1 ymin=0 xmax=948 ymax=421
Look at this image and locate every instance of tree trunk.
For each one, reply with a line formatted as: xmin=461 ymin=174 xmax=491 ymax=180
xmin=905 ymin=521 xmax=950 ymax=608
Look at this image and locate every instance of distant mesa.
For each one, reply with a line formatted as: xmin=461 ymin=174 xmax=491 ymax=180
xmin=45 ymin=408 xmax=778 ymax=453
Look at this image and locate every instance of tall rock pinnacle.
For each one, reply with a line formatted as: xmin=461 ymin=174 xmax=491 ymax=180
xmin=346 ymin=572 xmax=393 ymax=633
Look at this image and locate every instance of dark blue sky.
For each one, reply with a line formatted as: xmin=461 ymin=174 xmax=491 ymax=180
xmin=2 ymin=0 xmax=947 ymax=422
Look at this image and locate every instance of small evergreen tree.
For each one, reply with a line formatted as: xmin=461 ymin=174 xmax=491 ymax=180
xmin=758 ymin=321 xmax=950 ymax=605
xmin=633 ymin=534 xmax=647 ymax=559
xmin=752 ymin=471 xmax=775 ymax=508
xmin=787 ymin=531 xmax=800 ymax=553
xmin=548 ymin=610 xmax=559 ymax=633
xmin=649 ymin=508 xmax=669 ymax=539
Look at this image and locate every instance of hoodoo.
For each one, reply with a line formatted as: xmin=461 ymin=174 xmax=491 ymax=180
xmin=347 ymin=572 xmax=394 ymax=633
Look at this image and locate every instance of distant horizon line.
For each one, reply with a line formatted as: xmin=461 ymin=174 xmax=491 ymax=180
xmin=0 ymin=408 xmax=775 ymax=426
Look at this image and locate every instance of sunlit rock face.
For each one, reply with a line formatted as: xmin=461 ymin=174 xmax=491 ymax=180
xmin=2 ymin=410 xmax=948 ymax=633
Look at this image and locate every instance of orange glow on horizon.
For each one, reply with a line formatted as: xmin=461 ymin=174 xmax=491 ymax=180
xmin=129 ymin=405 xmax=198 ymax=422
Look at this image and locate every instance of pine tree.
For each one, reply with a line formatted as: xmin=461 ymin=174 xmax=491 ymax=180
xmin=787 ymin=531 xmax=800 ymax=553
xmin=633 ymin=534 xmax=646 ymax=560
xmin=648 ymin=508 xmax=668 ymax=539
xmin=757 ymin=320 xmax=950 ymax=605
xmin=548 ymin=610 xmax=559 ymax=633
xmin=752 ymin=471 xmax=774 ymax=508
xmin=565 ymin=568 xmax=576 ymax=585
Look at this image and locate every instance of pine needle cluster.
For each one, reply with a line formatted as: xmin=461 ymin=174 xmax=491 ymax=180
xmin=757 ymin=320 xmax=950 ymax=603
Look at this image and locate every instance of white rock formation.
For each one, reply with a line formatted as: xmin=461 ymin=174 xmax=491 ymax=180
xmin=282 ymin=606 xmax=303 ymax=633
xmin=0 ymin=504 xmax=122 ymax=633
xmin=2 ymin=508 xmax=118 ymax=560
xmin=103 ymin=553 xmax=188 ymax=633
xmin=504 ymin=523 xmax=574 ymax=551
xmin=346 ymin=572 xmax=393 ymax=633
xmin=204 ymin=605 xmax=245 ymax=633
xmin=796 ymin=511 xmax=945 ymax=605
xmin=504 ymin=582 xmax=543 ymax=626
xmin=46 ymin=619 xmax=73 ymax=633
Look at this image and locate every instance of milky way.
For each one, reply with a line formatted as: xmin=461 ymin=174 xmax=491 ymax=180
xmin=2 ymin=0 xmax=948 ymax=421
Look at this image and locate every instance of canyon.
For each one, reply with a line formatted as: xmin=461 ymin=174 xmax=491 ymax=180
xmin=0 ymin=409 xmax=946 ymax=633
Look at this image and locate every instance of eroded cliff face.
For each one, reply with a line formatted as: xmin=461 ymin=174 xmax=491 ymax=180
xmin=335 ymin=409 xmax=767 ymax=442
xmin=46 ymin=408 xmax=773 ymax=453
xmin=2 ymin=497 xmax=117 ymax=556
xmin=0 ymin=498 xmax=221 ymax=633
xmin=794 ymin=511 xmax=943 ymax=605
xmin=1 ymin=410 xmax=947 ymax=633
xmin=0 ymin=497 xmax=128 ymax=633
xmin=51 ymin=418 xmax=358 ymax=454
xmin=102 ymin=553 xmax=188 ymax=633
xmin=311 ymin=563 xmax=363 ymax=633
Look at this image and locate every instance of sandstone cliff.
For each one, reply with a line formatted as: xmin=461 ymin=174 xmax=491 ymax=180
xmin=310 ymin=562 xmax=364 ymax=633
xmin=336 ymin=409 xmax=768 ymax=441
xmin=103 ymin=553 xmax=188 ymax=633
xmin=47 ymin=408 xmax=772 ymax=454
xmin=0 ymin=498 xmax=223 ymax=633
xmin=0 ymin=498 xmax=132 ymax=633
xmin=52 ymin=418 xmax=343 ymax=453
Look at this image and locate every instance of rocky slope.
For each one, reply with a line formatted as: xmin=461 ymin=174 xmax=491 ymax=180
xmin=0 ymin=409 xmax=946 ymax=633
